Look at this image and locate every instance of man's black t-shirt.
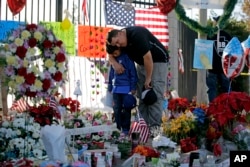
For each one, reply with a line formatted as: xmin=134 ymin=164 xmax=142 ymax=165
xmin=123 ymin=26 xmax=169 ymax=65
xmin=208 ymin=30 xmax=232 ymax=74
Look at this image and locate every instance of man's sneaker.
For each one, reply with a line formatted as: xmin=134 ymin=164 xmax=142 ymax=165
xmin=149 ymin=126 xmax=161 ymax=138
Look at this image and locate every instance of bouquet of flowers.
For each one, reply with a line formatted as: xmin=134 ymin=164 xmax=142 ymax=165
xmin=207 ymin=91 xmax=250 ymax=127
xmin=64 ymin=109 xmax=115 ymax=150
xmin=132 ymin=145 xmax=160 ymax=158
xmin=231 ymin=124 xmax=250 ymax=150
xmin=0 ymin=113 xmax=46 ymax=162
xmin=167 ymin=97 xmax=189 ymax=113
xmin=162 ymin=111 xmax=196 ymax=143
xmin=29 ymin=104 xmax=61 ymax=126
xmin=58 ymin=97 xmax=80 ymax=114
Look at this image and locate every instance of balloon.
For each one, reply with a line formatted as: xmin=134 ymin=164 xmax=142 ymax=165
xmin=7 ymin=0 xmax=26 ymax=16
xmin=222 ymin=37 xmax=245 ymax=79
xmin=61 ymin=17 xmax=71 ymax=30
xmin=157 ymin=0 xmax=176 ymax=14
xmin=242 ymin=35 xmax=250 ymax=69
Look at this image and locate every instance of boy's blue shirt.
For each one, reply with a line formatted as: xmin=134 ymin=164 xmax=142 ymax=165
xmin=108 ymin=52 xmax=138 ymax=94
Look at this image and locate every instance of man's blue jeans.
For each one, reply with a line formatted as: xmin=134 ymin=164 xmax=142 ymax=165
xmin=206 ymin=72 xmax=231 ymax=103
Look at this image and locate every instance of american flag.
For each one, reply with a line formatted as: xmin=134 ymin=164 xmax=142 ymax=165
xmin=49 ymin=97 xmax=59 ymax=113
xmin=10 ymin=97 xmax=29 ymax=112
xmin=129 ymin=112 xmax=149 ymax=143
xmin=105 ymin=0 xmax=169 ymax=48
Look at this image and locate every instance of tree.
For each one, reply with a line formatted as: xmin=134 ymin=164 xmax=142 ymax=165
xmin=242 ymin=0 xmax=250 ymax=31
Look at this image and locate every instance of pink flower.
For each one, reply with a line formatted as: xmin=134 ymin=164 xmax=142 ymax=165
xmin=232 ymin=124 xmax=245 ymax=134
xmin=98 ymin=131 xmax=104 ymax=136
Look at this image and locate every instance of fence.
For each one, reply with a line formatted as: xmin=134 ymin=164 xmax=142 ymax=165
xmin=1 ymin=0 xmax=168 ymax=109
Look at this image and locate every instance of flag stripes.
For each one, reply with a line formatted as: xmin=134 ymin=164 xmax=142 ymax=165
xmin=135 ymin=7 xmax=169 ymax=48
xmin=49 ymin=97 xmax=59 ymax=113
xmin=129 ymin=116 xmax=149 ymax=143
xmin=105 ymin=0 xmax=169 ymax=48
xmin=10 ymin=98 xmax=29 ymax=112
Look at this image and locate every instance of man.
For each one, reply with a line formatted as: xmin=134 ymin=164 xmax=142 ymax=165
xmin=206 ymin=16 xmax=232 ymax=103
xmin=106 ymin=26 xmax=169 ymax=137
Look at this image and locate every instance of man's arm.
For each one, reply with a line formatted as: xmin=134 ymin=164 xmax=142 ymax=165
xmin=143 ymin=51 xmax=153 ymax=89
xmin=108 ymin=54 xmax=125 ymax=74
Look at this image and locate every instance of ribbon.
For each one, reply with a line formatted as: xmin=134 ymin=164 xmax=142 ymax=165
xmin=178 ymin=48 xmax=184 ymax=73
xmin=82 ymin=0 xmax=89 ymax=22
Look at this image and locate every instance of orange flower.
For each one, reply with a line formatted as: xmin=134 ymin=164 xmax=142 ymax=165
xmin=132 ymin=145 xmax=160 ymax=158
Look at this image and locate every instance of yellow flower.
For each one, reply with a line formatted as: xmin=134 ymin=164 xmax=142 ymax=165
xmin=27 ymin=48 xmax=37 ymax=56
xmin=23 ymin=59 xmax=29 ymax=67
xmin=34 ymin=31 xmax=43 ymax=41
xmin=15 ymin=76 xmax=25 ymax=84
xmin=14 ymin=38 xmax=24 ymax=46
xmin=162 ymin=111 xmax=196 ymax=143
xmin=34 ymin=79 xmax=43 ymax=90
xmin=31 ymin=66 xmax=40 ymax=74
xmin=53 ymin=46 xmax=61 ymax=54
xmin=8 ymin=80 xmax=16 ymax=88
xmin=21 ymin=30 xmax=31 ymax=39
xmin=44 ymin=59 xmax=55 ymax=68
xmin=6 ymin=55 xmax=17 ymax=65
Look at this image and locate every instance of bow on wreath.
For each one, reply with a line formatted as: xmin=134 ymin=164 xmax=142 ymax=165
xmin=156 ymin=0 xmax=177 ymax=14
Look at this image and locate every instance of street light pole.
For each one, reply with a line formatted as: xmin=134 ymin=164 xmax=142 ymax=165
xmin=196 ymin=9 xmax=208 ymax=104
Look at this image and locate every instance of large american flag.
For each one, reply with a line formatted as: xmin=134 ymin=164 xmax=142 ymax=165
xmin=105 ymin=0 xmax=169 ymax=48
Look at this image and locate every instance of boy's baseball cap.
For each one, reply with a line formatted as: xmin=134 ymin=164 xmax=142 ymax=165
xmin=141 ymin=88 xmax=157 ymax=105
xmin=123 ymin=94 xmax=137 ymax=109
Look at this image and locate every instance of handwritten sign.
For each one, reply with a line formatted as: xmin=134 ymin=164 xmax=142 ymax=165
xmin=0 ymin=21 xmax=24 ymax=42
xmin=40 ymin=22 xmax=75 ymax=55
xmin=193 ymin=39 xmax=213 ymax=69
xmin=78 ymin=26 xmax=112 ymax=58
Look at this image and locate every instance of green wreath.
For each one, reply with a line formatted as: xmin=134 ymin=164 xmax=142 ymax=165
xmin=174 ymin=0 xmax=238 ymax=37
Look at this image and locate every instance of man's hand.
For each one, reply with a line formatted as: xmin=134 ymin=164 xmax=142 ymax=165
xmin=143 ymin=51 xmax=153 ymax=89
xmin=108 ymin=54 xmax=125 ymax=74
xmin=112 ymin=61 xmax=125 ymax=74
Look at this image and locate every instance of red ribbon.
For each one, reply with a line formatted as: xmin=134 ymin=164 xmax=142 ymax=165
xmin=82 ymin=0 xmax=89 ymax=22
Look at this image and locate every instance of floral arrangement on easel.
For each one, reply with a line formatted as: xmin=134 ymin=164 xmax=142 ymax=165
xmin=4 ymin=23 xmax=68 ymax=99
xmin=0 ymin=23 xmax=69 ymax=166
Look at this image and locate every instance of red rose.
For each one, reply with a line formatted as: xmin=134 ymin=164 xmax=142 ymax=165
xmin=55 ymin=40 xmax=63 ymax=47
xmin=26 ymin=24 xmax=37 ymax=31
xmin=17 ymin=67 xmax=27 ymax=76
xmin=28 ymin=38 xmax=37 ymax=48
xmin=43 ymin=40 xmax=53 ymax=49
xmin=56 ymin=52 xmax=66 ymax=62
xmin=25 ymin=73 xmax=36 ymax=85
xmin=16 ymin=46 xmax=27 ymax=59
xmin=42 ymin=79 xmax=51 ymax=91
xmin=25 ymin=90 xmax=37 ymax=97
xmin=213 ymin=143 xmax=222 ymax=157
xmin=53 ymin=71 xmax=62 ymax=81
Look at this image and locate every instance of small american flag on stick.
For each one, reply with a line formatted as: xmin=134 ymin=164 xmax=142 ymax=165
xmin=10 ymin=97 xmax=29 ymax=112
xmin=129 ymin=111 xmax=149 ymax=143
xmin=49 ymin=97 xmax=59 ymax=113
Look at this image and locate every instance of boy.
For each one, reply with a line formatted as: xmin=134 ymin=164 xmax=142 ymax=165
xmin=106 ymin=44 xmax=138 ymax=135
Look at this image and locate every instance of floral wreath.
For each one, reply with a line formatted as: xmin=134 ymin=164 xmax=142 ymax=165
xmin=4 ymin=23 xmax=68 ymax=99
xmin=175 ymin=0 xmax=237 ymax=37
